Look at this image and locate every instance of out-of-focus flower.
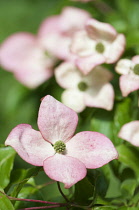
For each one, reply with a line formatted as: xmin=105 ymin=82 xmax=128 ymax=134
xmin=71 ymin=18 xmax=126 ymax=74
xmin=0 ymin=33 xmax=55 ymax=88
xmin=118 ymin=121 xmax=139 ymax=147
xmin=5 ymin=95 xmax=118 ymax=188
xmin=38 ymin=7 xmax=91 ymax=60
xmin=55 ymin=62 xmax=114 ymax=112
xmin=115 ymin=56 xmax=139 ymax=97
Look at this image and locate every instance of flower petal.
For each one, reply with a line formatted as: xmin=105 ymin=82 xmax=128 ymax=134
xmin=0 ymin=33 xmax=36 ymax=71
xmin=132 ymin=55 xmax=139 ymax=64
xmin=62 ymin=89 xmax=85 ymax=113
xmin=5 ymin=124 xmax=55 ymax=166
xmin=76 ymin=54 xmax=105 ymax=75
xmin=59 ymin=7 xmax=90 ymax=32
xmin=104 ymin=34 xmax=126 ymax=63
xmin=55 ymin=62 xmax=82 ymax=89
xmin=43 ymin=153 xmax=87 ymax=188
xmin=118 ymin=121 xmax=139 ymax=146
xmin=86 ymin=19 xmax=117 ymax=41
xmin=85 ymin=83 xmax=114 ymax=110
xmin=115 ymin=59 xmax=133 ymax=75
xmin=120 ymin=74 xmax=139 ymax=97
xmin=38 ymin=95 xmax=78 ymax=144
xmin=66 ymin=131 xmax=118 ymax=169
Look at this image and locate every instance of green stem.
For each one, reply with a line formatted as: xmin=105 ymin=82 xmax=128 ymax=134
xmin=57 ymin=182 xmax=69 ymax=203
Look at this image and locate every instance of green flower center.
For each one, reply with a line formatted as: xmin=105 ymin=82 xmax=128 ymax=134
xmin=78 ymin=81 xmax=88 ymax=91
xmin=95 ymin=42 xmax=105 ymax=53
xmin=53 ymin=141 xmax=66 ymax=154
xmin=133 ymin=64 xmax=139 ymax=75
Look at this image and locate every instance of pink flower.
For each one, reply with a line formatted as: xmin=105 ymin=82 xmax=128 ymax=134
xmin=118 ymin=121 xmax=139 ymax=147
xmin=38 ymin=7 xmax=91 ymax=60
xmin=0 ymin=32 xmax=55 ymax=88
xmin=115 ymin=56 xmax=139 ymax=97
xmin=71 ymin=18 xmax=126 ymax=74
xmin=55 ymin=62 xmax=114 ymax=112
xmin=5 ymin=95 xmax=118 ymax=188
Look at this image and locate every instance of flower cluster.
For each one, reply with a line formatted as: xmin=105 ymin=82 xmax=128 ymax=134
xmin=2 ymin=4 xmax=139 ymax=189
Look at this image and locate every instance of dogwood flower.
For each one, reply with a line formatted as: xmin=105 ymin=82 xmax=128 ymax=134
xmin=55 ymin=62 xmax=114 ymax=112
xmin=118 ymin=121 xmax=139 ymax=147
xmin=5 ymin=95 xmax=118 ymax=188
xmin=38 ymin=7 xmax=91 ymax=60
xmin=0 ymin=32 xmax=55 ymax=88
xmin=115 ymin=56 xmax=139 ymax=97
xmin=71 ymin=18 xmax=126 ymax=74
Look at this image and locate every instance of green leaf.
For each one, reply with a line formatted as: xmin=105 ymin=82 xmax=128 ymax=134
xmin=9 ymin=167 xmax=42 ymax=201
xmin=74 ymin=176 xmax=94 ymax=206
xmin=121 ymin=179 xmax=137 ymax=197
xmin=117 ymin=144 xmax=139 ymax=179
xmin=0 ymin=146 xmax=16 ymax=189
xmin=113 ymin=98 xmax=132 ymax=145
xmin=0 ymin=190 xmax=14 ymax=210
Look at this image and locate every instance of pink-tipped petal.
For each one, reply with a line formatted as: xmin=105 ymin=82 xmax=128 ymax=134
xmin=132 ymin=55 xmax=139 ymax=64
xmin=38 ymin=16 xmax=60 ymax=36
xmin=59 ymin=7 xmax=90 ymax=32
xmin=76 ymin=54 xmax=105 ymax=74
xmin=120 ymin=74 xmax=139 ymax=97
xmin=105 ymin=34 xmax=126 ymax=63
xmin=38 ymin=95 xmax=78 ymax=144
xmin=85 ymin=83 xmax=114 ymax=110
xmin=118 ymin=121 xmax=139 ymax=146
xmin=43 ymin=154 xmax=87 ymax=188
xmin=66 ymin=131 xmax=118 ymax=169
xmin=86 ymin=19 xmax=117 ymax=41
xmin=5 ymin=124 xmax=55 ymax=166
xmin=55 ymin=62 xmax=82 ymax=89
xmin=115 ymin=59 xmax=133 ymax=75
xmin=62 ymin=89 xmax=85 ymax=113
xmin=0 ymin=33 xmax=36 ymax=71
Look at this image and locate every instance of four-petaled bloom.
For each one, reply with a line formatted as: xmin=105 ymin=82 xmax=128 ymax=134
xmin=5 ymin=95 xmax=118 ymax=188
xmin=38 ymin=7 xmax=91 ymax=60
xmin=71 ymin=18 xmax=126 ymax=74
xmin=0 ymin=32 xmax=55 ymax=88
xmin=118 ymin=121 xmax=139 ymax=147
xmin=115 ymin=56 xmax=139 ymax=97
xmin=55 ymin=62 xmax=114 ymax=112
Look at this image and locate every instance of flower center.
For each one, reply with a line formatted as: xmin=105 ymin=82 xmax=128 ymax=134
xmin=95 ymin=42 xmax=105 ymax=53
xmin=133 ymin=64 xmax=139 ymax=75
xmin=78 ymin=81 xmax=88 ymax=91
xmin=53 ymin=141 xmax=66 ymax=154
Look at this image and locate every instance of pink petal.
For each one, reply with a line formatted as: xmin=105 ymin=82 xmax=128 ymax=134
xmin=86 ymin=19 xmax=117 ymax=41
xmin=105 ymin=34 xmax=126 ymax=63
xmin=118 ymin=121 xmax=139 ymax=146
xmin=59 ymin=7 xmax=90 ymax=32
xmin=5 ymin=124 xmax=55 ymax=166
xmin=132 ymin=55 xmax=139 ymax=64
xmin=38 ymin=16 xmax=60 ymax=36
xmin=66 ymin=132 xmax=118 ymax=169
xmin=85 ymin=83 xmax=114 ymax=110
xmin=76 ymin=54 xmax=105 ymax=74
xmin=38 ymin=95 xmax=78 ymax=144
xmin=120 ymin=74 xmax=139 ymax=97
xmin=62 ymin=89 xmax=85 ymax=113
xmin=43 ymin=154 xmax=87 ymax=188
xmin=55 ymin=62 xmax=82 ymax=89
xmin=0 ymin=32 xmax=36 ymax=71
